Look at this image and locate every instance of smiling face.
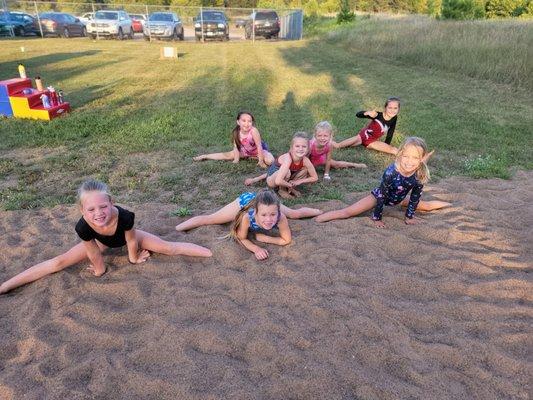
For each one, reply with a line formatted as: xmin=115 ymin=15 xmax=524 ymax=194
xmin=237 ymin=113 xmax=254 ymax=134
xmin=397 ymin=144 xmax=423 ymax=176
xmin=290 ymin=137 xmax=309 ymax=159
xmin=255 ymin=203 xmax=279 ymax=230
xmin=80 ymin=191 xmax=114 ymax=227
xmin=315 ymin=128 xmax=332 ymax=147
xmin=384 ymin=100 xmax=400 ymax=119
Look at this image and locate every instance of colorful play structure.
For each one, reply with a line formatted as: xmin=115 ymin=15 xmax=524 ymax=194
xmin=0 ymin=78 xmax=70 ymax=121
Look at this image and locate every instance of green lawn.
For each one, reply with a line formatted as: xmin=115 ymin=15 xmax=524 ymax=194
xmin=0 ymin=15 xmax=531 ymax=211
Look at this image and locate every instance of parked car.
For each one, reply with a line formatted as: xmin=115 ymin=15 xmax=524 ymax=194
xmin=144 ymin=12 xmax=183 ymax=40
xmin=78 ymin=12 xmax=94 ymax=25
xmin=129 ymin=13 xmax=146 ymax=33
xmin=193 ymin=10 xmax=229 ymax=41
xmin=0 ymin=11 xmax=40 ymax=36
xmin=245 ymin=10 xmax=280 ymax=39
xmin=38 ymin=12 xmax=86 ymax=37
xmin=86 ymin=10 xmax=133 ymax=40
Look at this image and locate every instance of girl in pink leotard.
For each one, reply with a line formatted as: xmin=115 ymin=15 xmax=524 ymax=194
xmin=193 ymin=110 xmax=274 ymax=168
xmin=308 ymin=121 xmax=367 ymax=181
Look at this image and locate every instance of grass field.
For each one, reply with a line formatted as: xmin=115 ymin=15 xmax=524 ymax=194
xmin=0 ymin=15 xmax=531 ymax=212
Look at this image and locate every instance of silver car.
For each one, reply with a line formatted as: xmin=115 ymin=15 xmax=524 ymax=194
xmin=87 ymin=10 xmax=133 ymax=40
xmin=144 ymin=12 xmax=183 ymax=41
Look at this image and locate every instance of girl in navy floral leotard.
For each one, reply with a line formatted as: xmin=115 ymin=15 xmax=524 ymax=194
xmin=176 ymin=190 xmax=322 ymax=260
xmin=316 ymin=137 xmax=451 ymax=228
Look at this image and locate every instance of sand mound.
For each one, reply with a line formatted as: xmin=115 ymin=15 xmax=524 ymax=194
xmin=1 ymin=172 xmax=531 ymax=399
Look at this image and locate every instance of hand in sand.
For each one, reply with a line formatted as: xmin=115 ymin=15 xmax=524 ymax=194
xmin=373 ymin=219 xmax=386 ymax=229
xmin=254 ymin=247 xmax=269 ymax=260
xmin=405 ymin=216 xmax=424 ymax=225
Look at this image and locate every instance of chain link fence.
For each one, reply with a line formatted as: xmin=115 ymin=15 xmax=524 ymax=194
xmin=1 ymin=0 xmax=303 ymax=41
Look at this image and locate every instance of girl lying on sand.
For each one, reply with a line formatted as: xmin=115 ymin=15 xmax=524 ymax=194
xmin=176 ymin=190 xmax=322 ymax=260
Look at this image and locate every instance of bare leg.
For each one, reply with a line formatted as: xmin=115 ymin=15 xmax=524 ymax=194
xmin=176 ymin=199 xmax=241 ymax=231
xmin=366 ymin=141 xmax=398 ymax=155
xmin=137 ymin=230 xmax=212 ymax=257
xmin=400 ymin=198 xmax=451 ymax=211
xmin=266 ymin=169 xmax=291 ymax=191
xmin=333 ymin=135 xmax=362 ymax=149
xmin=316 ymin=194 xmax=377 ymax=222
xmin=0 ymin=242 xmax=97 ymax=294
xmin=330 ymin=160 xmax=367 ymax=169
xmin=262 ymin=151 xmax=274 ymax=166
xmin=245 ymin=173 xmax=267 ymax=186
xmin=193 ymin=149 xmax=236 ymax=162
xmin=281 ymin=204 xmax=323 ymax=219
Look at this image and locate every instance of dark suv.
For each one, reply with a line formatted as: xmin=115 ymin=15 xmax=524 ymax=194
xmin=193 ymin=10 xmax=229 ymax=41
xmin=245 ymin=10 xmax=280 ymax=40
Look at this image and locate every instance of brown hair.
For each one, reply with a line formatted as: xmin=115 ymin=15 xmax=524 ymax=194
xmin=231 ymin=110 xmax=255 ymax=150
xmin=384 ymin=96 xmax=401 ymax=110
xmin=230 ymin=190 xmax=280 ymax=240
xmin=396 ymin=137 xmax=430 ymax=184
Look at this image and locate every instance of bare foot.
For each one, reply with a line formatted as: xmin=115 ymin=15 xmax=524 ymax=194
xmin=193 ymin=155 xmax=205 ymax=161
xmin=87 ymin=265 xmax=107 ymax=276
xmin=289 ymin=187 xmax=302 ymax=197
xmin=278 ymin=189 xmax=294 ymax=199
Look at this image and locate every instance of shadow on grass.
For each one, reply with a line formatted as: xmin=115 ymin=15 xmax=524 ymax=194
xmin=0 ymin=50 xmax=101 ymax=79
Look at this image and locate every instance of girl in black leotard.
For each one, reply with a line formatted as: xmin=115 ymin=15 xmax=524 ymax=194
xmin=334 ymin=97 xmax=401 ymax=155
xmin=0 ymin=180 xmax=212 ymax=294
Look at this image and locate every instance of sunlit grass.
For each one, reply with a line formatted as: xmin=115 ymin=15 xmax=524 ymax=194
xmin=0 ymin=18 xmax=531 ymax=211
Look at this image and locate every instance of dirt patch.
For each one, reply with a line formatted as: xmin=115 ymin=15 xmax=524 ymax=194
xmin=0 ymin=171 xmax=531 ymax=399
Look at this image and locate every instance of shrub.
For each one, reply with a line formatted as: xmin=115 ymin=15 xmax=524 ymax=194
xmin=441 ymin=0 xmax=486 ymax=19
xmin=337 ymin=0 xmax=355 ymax=23
xmin=486 ymin=0 xmax=528 ymax=17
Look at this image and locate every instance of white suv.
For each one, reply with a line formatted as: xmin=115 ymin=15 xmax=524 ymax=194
xmin=87 ymin=10 xmax=133 ymax=39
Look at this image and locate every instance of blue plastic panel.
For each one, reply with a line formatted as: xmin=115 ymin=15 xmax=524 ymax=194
xmin=0 ymin=84 xmax=9 ymax=102
xmin=0 ymin=100 xmax=13 ymax=117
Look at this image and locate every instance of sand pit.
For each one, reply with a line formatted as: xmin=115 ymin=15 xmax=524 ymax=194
xmin=0 ymin=171 xmax=531 ymax=399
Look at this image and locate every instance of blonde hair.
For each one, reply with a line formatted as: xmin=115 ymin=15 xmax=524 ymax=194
xmin=396 ymin=137 xmax=430 ymax=184
xmin=77 ymin=180 xmax=111 ymax=205
xmin=314 ymin=121 xmax=334 ymax=138
xmin=230 ymin=190 xmax=280 ymax=240
xmin=292 ymin=131 xmax=309 ymax=143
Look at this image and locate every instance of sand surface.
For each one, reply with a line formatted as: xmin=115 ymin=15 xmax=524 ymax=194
xmin=0 ymin=172 xmax=531 ymax=400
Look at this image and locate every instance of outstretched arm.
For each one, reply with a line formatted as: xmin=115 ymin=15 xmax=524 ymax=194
xmin=404 ymin=183 xmax=424 ymax=223
xmin=251 ymin=128 xmax=266 ymax=168
xmin=324 ymin=148 xmax=333 ymax=179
